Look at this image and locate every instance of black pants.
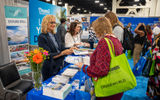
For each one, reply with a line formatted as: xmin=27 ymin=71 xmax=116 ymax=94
xmin=89 ymin=41 xmax=94 ymax=49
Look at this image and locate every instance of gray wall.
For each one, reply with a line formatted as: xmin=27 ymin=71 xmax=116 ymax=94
xmin=0 ymin=0 xmax=10 ymax=65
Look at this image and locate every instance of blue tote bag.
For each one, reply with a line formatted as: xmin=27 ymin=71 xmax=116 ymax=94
xmin=132 ymin=49 xmax=151 ymax=76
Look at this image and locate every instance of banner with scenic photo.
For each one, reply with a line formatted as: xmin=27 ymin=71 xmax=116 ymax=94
xmin=29 ymin=0 xmax=66 ymax=45
xmin=4 ymin=6 xmax=29 ymax=66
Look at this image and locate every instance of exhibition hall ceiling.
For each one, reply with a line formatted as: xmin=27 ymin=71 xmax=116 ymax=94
xmin=26 ymin=0 xmax=146 ymax=14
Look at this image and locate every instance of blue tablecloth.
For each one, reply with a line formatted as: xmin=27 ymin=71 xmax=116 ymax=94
xmin=27 ymin=64 xmax=90 ymax=100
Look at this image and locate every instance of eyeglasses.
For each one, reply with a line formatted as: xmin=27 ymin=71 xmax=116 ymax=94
xmin=49 ymin=21 xmax=56 ymax=24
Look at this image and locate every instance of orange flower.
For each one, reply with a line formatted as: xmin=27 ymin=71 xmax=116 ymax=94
xmin=27 ymin=53 xmax=31 ymax=56
xmin=34 ymin=49 xmax=40 ymax=54
xmin=32 ymin=53 xmax=43 ymax=64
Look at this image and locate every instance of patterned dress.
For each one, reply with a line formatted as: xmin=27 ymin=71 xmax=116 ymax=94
xmin=146 ymin=47 xmax=160 ymax=99
xmin=147 ymin=36 xmax=160 ymax=99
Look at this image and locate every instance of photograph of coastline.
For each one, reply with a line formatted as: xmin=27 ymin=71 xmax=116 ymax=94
xmin=7 ymin=26 xmax=28 ymax=45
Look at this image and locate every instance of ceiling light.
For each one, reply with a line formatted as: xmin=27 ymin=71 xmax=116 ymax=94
xmin=104 ymin=7 xmax=107 ymax=10
xmin=84 ymin=10 xmax=87 ymax=12
xmin=58 ymin=1 xmax=62 ymax=4
xmin=100 ymin=3 xmax=104 ymax=6
xmin=134 ymin=0 xmax=140 ymax=1
xmin=95 ymin=0 xmax=100 ymax=3
xmin=46 ymin=0 xmax=50 ymax=2
xmin=77 ymin=8 xmax=81 ymax=11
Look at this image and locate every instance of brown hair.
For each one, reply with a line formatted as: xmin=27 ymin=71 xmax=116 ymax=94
xmin=92 ymin=17 xmax=112 ymax=37
xmin=69 ymin=22 xmax=78 ymax=36
xmin=41 ymin=15 xmax=55 ymax=34
xmin=105 ymin=11 xmax=123 ymax=28
xmin=146 ymin=25 xmax=152 ymax=35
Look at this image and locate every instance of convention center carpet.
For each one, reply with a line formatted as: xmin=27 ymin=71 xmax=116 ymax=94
xmin=121 ymin=58 xmax=151 ymax=100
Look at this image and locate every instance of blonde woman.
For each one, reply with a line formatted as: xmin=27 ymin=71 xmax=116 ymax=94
xmin=38 ymin=15 xmax=74 ymax=81
xmin=75 ymin=17 xmax=123 ymax=100
xmin=105 ymin=11 xmax=124 ymax=43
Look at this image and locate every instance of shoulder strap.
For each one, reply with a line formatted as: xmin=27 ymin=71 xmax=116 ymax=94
xmin=113 ymin=24 xmax=119 ymax=29
xmin=104 ymin=38 xmax=115 ymax=58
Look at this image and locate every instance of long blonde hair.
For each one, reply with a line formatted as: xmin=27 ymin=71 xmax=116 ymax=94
xmin=41 ymin=15 xmax=55 ymax=34
xmin=105 ymin=11 xmax=123 ymax=28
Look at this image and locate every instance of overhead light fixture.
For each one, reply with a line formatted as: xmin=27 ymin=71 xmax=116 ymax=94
xmin=95 ymin=0 xmax=100 ymax=3
xmin=134 ymin=0 xmax=140 ymax=1
xmin=46 ymin=0 xmax=50 ymax=2
xmin=104 ymin=7 xmax=107 ymax=10
xmin=58 ymin=1 xmax=62 ymax=5
xmin=77 ymin=8 xmax=81 ymax=11
xmin=84 ymin=10 xmax=87 ymax=12
xmin=100 ymin=3 xmax=104 ymax=6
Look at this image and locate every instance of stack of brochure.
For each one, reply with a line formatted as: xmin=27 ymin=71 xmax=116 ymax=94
xmin=82 ymin=56 xmax=90 ymax=65
xmin=73 ymin=49 xmax=89 ymax=55
xmin=43 ymin=82 xmax=72 ymax=99
xmin=61 ymin=68 xmax=78 ymax=77
xmin=73 ymin=48 xmax=94 ymax=55
xmin=52 ymin=75 xmax=70 ymax=84
xmin=65 ymin=56 xmax=83 ymax=64
xmin=65 ymin=56 xmax=90 ymax=65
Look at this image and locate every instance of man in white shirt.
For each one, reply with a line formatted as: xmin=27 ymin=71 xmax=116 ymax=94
xmin=153 ymin=24 xmax=160 ymax=38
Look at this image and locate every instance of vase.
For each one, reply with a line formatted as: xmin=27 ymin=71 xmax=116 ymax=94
xmin=32 ymin=71 xmax=42 ymax=91
xmin=31 ymin=63 xmax=43 ymax=91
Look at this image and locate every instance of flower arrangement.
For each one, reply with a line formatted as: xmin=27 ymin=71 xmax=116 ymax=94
xmin=25 ymin=48 xmax=49 ymax=90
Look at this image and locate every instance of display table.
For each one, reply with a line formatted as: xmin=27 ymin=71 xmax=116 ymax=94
xmin=27 ymin=64 xmax=90 ymax=100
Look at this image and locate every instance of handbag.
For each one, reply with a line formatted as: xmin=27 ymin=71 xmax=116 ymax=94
xmin=92 ymin=38 xmax=137 ymax=97
xmin=142 ymin=58 xmax=152 ymax=77
xmin=149 ymin=60 xmax=155 ymax=76
xmin=75 ymin=70 xmax=91 ymax=100
xmin=132 ymin=49 xmax=151 ymax=76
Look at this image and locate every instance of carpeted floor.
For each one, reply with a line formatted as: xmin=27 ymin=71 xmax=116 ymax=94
xmin=121 ymin=58 xmax=151 ymax=100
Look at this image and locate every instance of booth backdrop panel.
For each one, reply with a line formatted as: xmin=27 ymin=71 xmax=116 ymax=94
xmin=4 ymin=6 xmax=29 ymax=67
xmin=29 ymin=0 xmax=66 ymax=45
xmin=90 ymin=16 xmax=159 ymax=33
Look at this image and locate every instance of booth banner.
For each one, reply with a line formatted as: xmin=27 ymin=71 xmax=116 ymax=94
xmin=5 ymin=6 xmax=28 ymax=45
xmin=90 ymin=16 xmax=159 ymax=34
xmin=81 ymin=21 xmax=90 ymax=39
xmin=4 ymin=6 xmax=29 ymax=65
xmin=29 ymin=0 xmax=66 ymax=45
xmin=118 ymin=17 xmax=159 ymax=33
xmin=69 ymin=17 xmax=82 ymax=22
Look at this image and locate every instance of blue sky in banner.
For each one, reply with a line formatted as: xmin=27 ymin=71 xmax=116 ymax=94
xmin=7 ymin=26 xmax=28 ymax=45
xmin=29 ymin=0 xmax=66 ymax=45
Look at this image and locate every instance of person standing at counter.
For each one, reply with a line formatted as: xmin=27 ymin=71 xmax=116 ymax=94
xmin=75 ymin=17 xmax=124 ymax=100
xmin=38 ymin=15 xmax=73 ymax=81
